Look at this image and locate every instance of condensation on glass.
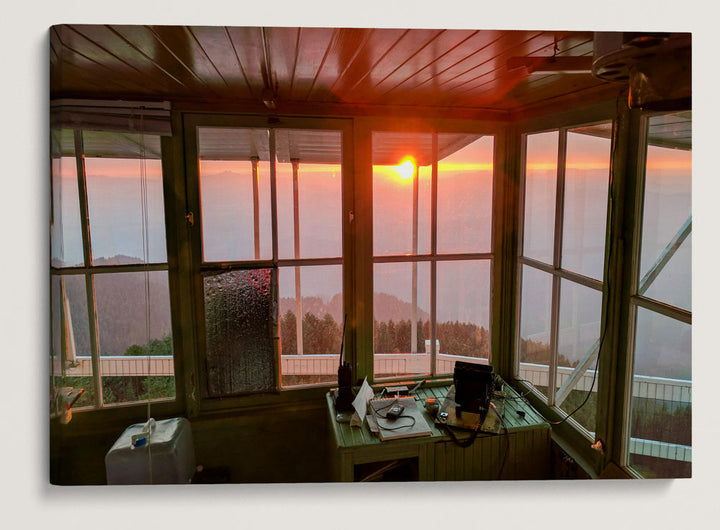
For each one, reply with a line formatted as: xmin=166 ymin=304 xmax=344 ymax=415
xmin=561 ymin=124 xmax=612 ymax=280
xmin=83 ymin=131 xmax=167 ymax=266
xmin=198 ymin=127 xmax=272 ymax=262
xmin=203 ymin=269 xmax=277 ymax=397
xmin=435 ymin=260 xmax=491 ymax=374
xmin=276 ymin=129 xmax=342 ymax=260
xmin=372 ymin=131 xmax=432 ymax=256
xmin=373 ymin=262 xmax=431 ymax=378
xmin=523 ymin=131 xmax=558 ymax=264
xmin=437 ymin=134 xmax=494 ymax=254
xmin=517 ymin=265 xmax=553 ymax=396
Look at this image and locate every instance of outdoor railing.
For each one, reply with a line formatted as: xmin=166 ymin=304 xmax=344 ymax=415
xmin=54 ymin=355 xmax=690 ymax=405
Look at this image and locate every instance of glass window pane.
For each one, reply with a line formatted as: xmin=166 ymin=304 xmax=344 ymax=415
xmin=276 ymin=129 xmax=342 ymax=259
xmin=278 ymin=265 xmax=343 ymax=387
xmin=641 ymin=233 xmax=691 ymax=311
xmin=517 ymin=265 xmax=553 ymax=398
xmin=93 ymin=271 xmax=174 ymax=404
xmin=51 ymin=147 xmax=84 ymax=268
xmin=639 ymin=113 xmax=692 ymax=311
xmin=373 ymin=261 xmax=430 ymax=378
xmin=373 ymin=132 xmax=432 ymax=256
xmin=437 ymin=134 xmax=493 ymax=254
xmin=556 ymin=280 xmax=602 ymax=433
xmin=436 ymin=260 xmax=491 ymax=375
xmin=84 ymin=133 xmax=167 ymax=266
xmin=561 ymin=125 xmax=611 ymax=279
xmin=523 ymin=131 xmax=558 ymax=264
xmin=203 ymin=269 xmax=276 ymax=397
xmin=198 ymin=127 xmax=272 ymax=262
xmin=51 ymin=275 xmax=94 ymax=409
xmin=629 ymin=307 xmax=691 ymax=478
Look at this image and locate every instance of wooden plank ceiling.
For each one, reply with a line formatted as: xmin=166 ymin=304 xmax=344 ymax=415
xmin=50 ymin=25 xmax=620 ymax=115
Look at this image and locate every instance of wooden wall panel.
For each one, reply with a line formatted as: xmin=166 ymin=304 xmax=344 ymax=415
xmin=433 ymin=428 xmax=551 ymax=481
xmin=50 ymin=404 xmax=334 ymax=485
xmin=190 ymin=405 xmax=334 ymax=483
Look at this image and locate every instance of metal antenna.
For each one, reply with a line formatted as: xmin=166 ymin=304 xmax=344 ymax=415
xmin=338 ymin=314 xmax=348 ymax=369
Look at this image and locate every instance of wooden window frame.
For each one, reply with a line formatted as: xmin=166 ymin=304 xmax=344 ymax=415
xmin=50 ymin=127 xmax=183 ymax=420
xmin=366 ymin=127 xmax=502 ymax=383
xmin=515 ymin=122 xmax=612 ymax=431
xmin=621 ymin=110 xmax=692 ymax=476
xmin=181 ymin=114 xmax=354 ymax=413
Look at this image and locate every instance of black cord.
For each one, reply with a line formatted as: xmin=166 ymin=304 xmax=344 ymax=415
xmin=514 ymin=114 xmax=619 ymax=428
xmin=550 ymin=115 xmax=618 ymax=427
xmin=372 ymin=399 xmax=417 ymax=431
xmin=376 ymin=416 xmax=417 ymax=431
xmin=494 ymin=404 xmax=511 ymax=480
xmin=441 ymin=422 xmax=481 ymax=448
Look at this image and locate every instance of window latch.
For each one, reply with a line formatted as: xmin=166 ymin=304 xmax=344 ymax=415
xmin=186 ymin=211 xmax=194 ymax=227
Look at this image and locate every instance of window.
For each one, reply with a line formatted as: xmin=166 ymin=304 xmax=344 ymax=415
xmin=193 ymin=123 xmax=346 ymax=396
xmin=372 ymin=131 xmax=494 ymax=380
xmin=516 ymin=123 xmax=612 ymax=435
xmin=50 ymin=128 xmax=175 ymax=410
xmin=626 ymin=111 xmax=691 ymax=478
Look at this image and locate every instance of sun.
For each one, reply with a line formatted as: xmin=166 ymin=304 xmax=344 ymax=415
xmin=395 ymin=157 xmax=416 ymax=180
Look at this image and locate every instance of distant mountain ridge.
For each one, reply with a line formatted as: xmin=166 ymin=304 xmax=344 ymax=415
xmin=279 ymin=292 xmax=429 ymax=324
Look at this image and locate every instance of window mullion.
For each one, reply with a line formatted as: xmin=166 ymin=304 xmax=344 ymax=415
xmin=270 ymin=129 xmax=279 ymax=266
xmin=291 ymin=158 xmax=304 ymax=356
xmin=73 ymin=130 xmax=92 ymax=268
xmin=548 ymin=130 xmax=567 ymax=404
xmin=554 ymin=129 xmax=568 ymax=271
xmin=430 ymin=132 xmax=438 ymax=376
xmin=269 ymin=129 xmax=280 ymax=390
xmin=631 ymin=295 xmax=692 ymax=325
xmin=410 ymin=155 xmax=420 ymax=354
xmin=73 ymin=129 xmax=103 ymax=408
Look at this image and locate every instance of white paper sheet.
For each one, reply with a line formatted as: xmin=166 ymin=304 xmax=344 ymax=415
xmin=350 ymin=377 xmax=374 ymax=427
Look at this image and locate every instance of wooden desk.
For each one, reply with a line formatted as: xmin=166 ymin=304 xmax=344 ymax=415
xmin=327 ymin=382 xmax=550 ymax=482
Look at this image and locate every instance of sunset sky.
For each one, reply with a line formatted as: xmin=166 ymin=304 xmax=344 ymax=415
xmin=52 ymin=129 xmax=691 ymax=328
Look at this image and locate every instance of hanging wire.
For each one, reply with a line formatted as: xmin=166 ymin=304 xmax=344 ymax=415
xmin=137 ymin=106 xmax=154 ymax=483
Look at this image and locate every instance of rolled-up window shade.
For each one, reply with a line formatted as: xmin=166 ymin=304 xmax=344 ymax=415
xmin=50 ymin=99 xmax=171 ymax=135
xmin=50 ymin=99 xmax=171 ymax=159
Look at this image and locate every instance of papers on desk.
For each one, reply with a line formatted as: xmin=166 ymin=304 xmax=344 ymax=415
xmin=369 ymin=397 xmax=432 ymax=441
xmin=350 ymin=377 xmax=374 ymax=427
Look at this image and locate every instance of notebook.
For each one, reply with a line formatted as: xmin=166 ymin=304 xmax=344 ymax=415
xmin=369 ymin=397 xmax=432 ymax=441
